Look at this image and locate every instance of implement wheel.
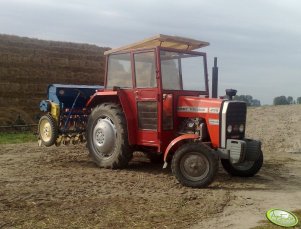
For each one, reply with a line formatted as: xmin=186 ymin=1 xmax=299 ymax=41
xmin=86 ymin=103 xmax=133 ymax=169
xmin=38 ymin=114 xmax=58 ymax=147
xmin=171 ymin=143 xmax=218 ymax=188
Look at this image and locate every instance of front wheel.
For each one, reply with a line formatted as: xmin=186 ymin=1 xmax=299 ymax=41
xmin=221 ymin=150 xmax=263 ymax=177
xmin=171 ymin=143 xmax=218 ymax=188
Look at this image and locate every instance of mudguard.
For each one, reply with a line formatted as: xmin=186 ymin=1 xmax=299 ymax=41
xmin=86 ymin=90 xmax=137 ymax=145
xmin=163 ymin=134 xmax=199 ymax=168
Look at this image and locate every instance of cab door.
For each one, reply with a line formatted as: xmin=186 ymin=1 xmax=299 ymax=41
xmin=133 ymin=50 xmax=161 ymax=149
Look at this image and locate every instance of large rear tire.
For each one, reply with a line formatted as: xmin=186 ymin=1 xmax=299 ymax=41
xmin=221 ymin=150 xmax=263 ymax=177
xmin=38 ymin=114 xmax=58 ymax=147
xmin=86 ymin=103 xmax=133 ymax=169
xmin=171 ymin=143 xmax=218 ymax=188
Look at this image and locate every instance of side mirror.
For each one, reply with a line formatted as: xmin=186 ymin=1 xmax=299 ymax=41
xmin=225 ymin=89 xmax=237 ymax=100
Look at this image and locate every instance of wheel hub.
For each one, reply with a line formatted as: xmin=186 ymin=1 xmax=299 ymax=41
xmin=93 ymin=118 xmax=116 ymax=157
xmin=40 ymin=120 xmax=52 ymax=142
xmin=180 ymin=152 xmax=210 ymax=181
xmin=95 ymin=129 xmax=105 ymax=145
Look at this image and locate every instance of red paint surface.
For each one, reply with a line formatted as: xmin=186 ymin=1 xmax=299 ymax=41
xmin=178 ymin=96 xmax=223 ymax=148
xmin=85 ymin=46 xmax=224 ymax=154
xmin=163 ymin=134 xmax=199 ymax=161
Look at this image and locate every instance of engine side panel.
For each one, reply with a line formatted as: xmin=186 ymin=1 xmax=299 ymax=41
xmin=177 ymin=96 xmax=223 ymax=148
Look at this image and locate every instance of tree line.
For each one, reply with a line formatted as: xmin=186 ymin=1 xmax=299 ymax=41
xmin=233 ymin=95 xmax=261 ymax=106
xmin=273 ymin=96 xmax=301 ymax=105
xmin=233 ymin=94 xmax=301 ymax=106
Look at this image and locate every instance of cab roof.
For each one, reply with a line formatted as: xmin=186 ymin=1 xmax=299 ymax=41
xmin=104 ymin=34 xmax=209 ymax=55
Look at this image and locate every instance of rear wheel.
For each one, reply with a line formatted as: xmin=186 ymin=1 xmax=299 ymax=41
xmin=38 ymin=114 xmax=58 ymax=147
xmin=221 ymin=150 xmax=263 ymax=177
xmin=86 ymin=103 xmax=133 ymax=169
xmin=171 ymin=143 xmax=218 ymax=188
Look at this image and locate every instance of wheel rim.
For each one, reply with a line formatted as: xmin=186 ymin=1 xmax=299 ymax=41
xmin=180 ymin=152 xmax=210 ymax=182
xmin=39 ymin=119 xmax=52 ymax=143
xmin=92 ymin=116 xmax=117 ymax=158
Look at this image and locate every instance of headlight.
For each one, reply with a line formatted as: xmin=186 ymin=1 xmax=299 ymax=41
xmin=239 ymin=124 xmax=244 ymax=133
xmin=227 ymin=125 xmax=232 ymax=133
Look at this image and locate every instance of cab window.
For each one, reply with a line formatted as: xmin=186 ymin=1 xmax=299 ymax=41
xmin=160 ymin=50 xmax=206 ymax=91
xmin=134 ymin=52 xmax=157 ymax=88
xmin=106 ymin=53 xmax=132 ymax=88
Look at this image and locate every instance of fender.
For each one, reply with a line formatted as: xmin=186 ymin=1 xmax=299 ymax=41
xmin=86 ymin=90 xmax=137 ymax=145
xmin=163 ymin=133 xmax=199 ymax=168
xmin=86 ymin=91 xmax=118 ymax=107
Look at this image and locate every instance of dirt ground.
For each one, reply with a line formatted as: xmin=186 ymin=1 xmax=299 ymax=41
xmin=1 ymin=105 xmax=301 ymax=229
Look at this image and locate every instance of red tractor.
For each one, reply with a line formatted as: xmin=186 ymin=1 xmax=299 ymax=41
xmin=38 ymin=34 xmax=263 ymax=188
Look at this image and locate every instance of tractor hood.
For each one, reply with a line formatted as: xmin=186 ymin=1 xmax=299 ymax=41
xmin=177 ymin=96 xmax=224 ymax=148
xmin=177 ymin=96 xmax=223 ymax=119
xmin=177 ymin=96 xmax=247 ymax=148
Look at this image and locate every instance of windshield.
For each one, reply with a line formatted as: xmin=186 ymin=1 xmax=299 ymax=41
xmin=160 ymin=50 xmax=206 ymax=91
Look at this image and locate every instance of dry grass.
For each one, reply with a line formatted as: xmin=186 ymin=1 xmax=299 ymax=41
xmin=0 ymin=34 xmax=108 ymax=125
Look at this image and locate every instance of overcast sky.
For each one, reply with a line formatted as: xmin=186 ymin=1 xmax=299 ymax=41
xmin=1 ymin=0 xmax=300 ymax=104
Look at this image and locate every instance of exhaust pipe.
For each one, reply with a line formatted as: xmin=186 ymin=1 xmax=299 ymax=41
xmin=212 ymin=57 xmax=218 ymax=98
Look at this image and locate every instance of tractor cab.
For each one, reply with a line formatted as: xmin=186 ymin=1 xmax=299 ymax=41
xmin=88 ymin=35 xmax=211 ymax=153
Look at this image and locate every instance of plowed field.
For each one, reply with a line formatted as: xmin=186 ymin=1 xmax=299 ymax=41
xmin=1 ymin=105 xmax=301 ymax=228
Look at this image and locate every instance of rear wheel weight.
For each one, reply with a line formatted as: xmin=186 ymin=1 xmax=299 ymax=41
xmin=38 ymin=114 xmax=58 ymax=147
xmin=86 ymin=103 xmax=133 ymax=169
xmin=171 ymin=143 xmax=218 ymax=188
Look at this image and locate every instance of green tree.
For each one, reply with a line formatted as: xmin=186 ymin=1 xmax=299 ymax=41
xmin=297 ymin=97 xmax=301 ymax=104
xmin=234 ymin=94 xmax=261 ymax=106
xmin=287 ymin=96 xmax=294 ymax=104
xmin=234 ymin=95 xmax=252 ymax=106
xmin=273 ymin=96 xmax=289 ymax=105
xmin=251 ymin=99 xmax=261 ymax=106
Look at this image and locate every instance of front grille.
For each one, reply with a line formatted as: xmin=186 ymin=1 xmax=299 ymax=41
xmin=226 ymin=102 xmax=246 ymax=139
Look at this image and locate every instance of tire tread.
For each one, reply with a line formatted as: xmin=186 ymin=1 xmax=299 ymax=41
xmin=87 ymin=103 xmax=132 ymax=169
xmin=221 ymin=151 xmax=263 ymax=177
xmin=171 ymin=143 xmax=218 ymax=188
xmin=38 ymin=114 xmax=58 ymax=147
